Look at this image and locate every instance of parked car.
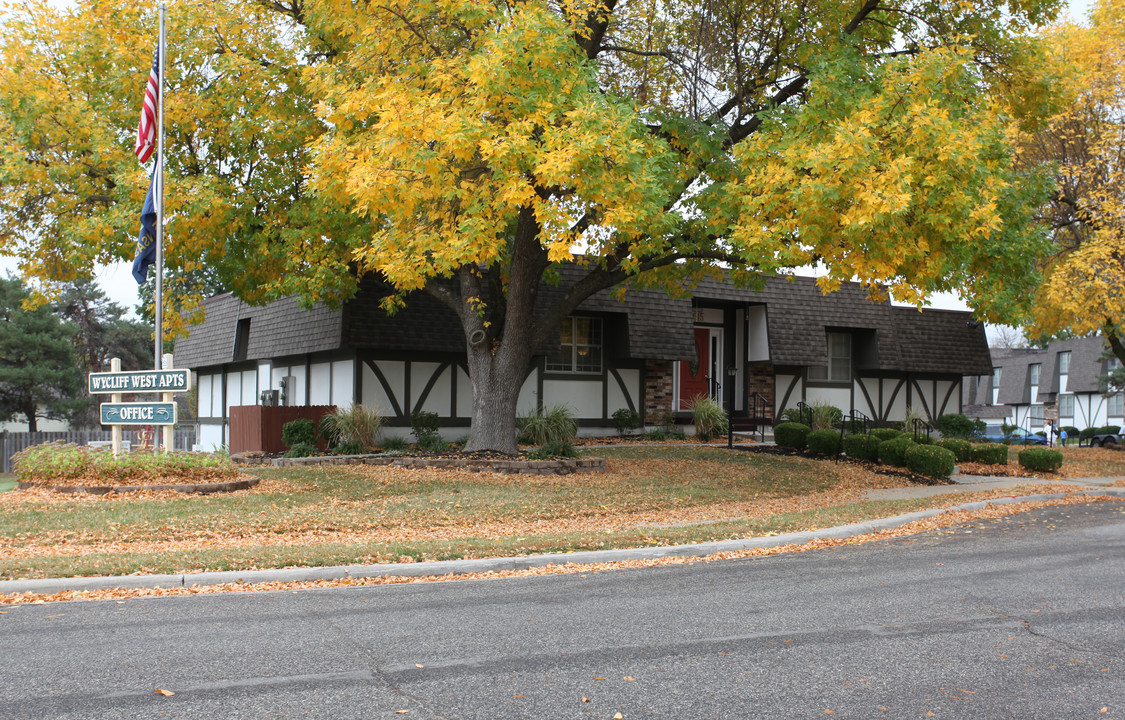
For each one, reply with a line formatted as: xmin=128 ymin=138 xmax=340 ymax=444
xmin=976 ymin=427 xmax=1047 ymax=445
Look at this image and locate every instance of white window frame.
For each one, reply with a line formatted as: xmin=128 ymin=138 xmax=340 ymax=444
xmin=1109 ymin=392 xmax=1124 ymax=418
xmin=1058 ymin=393 xmax=1075 ymax=418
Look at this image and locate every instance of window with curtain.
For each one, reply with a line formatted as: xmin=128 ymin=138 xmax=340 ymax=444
xmin=1110 ymin=393 xmax=1124 ymax=417
xmin=808 ymin=332 xmax=851 ymax=382
xmin=1059 ymin=394 xmax=1074 ymax=418
xmin=546 ymin=316 xmax=603 ymax=373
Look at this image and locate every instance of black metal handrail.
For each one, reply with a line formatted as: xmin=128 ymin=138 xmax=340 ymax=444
xmin=795 ymin=401 xmax=812 ymax=428
xmin=750 ymin=392 xmax=770 ymax=443
xmin=910 ymin=417 xmax=935 ymax=443
xmin=836 ymin=409 xmax=872 ymax=462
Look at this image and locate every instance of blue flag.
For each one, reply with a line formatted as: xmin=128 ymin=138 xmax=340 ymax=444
xmin=133 ymin=168 xmax=157 ymax=284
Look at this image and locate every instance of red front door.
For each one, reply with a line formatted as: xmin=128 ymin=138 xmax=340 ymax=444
xmin=679 ymin=328 xmax=712 ymax=410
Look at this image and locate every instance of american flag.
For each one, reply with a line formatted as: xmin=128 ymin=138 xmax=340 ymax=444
xmin=135 ymin=47 xmax=159 ymax=163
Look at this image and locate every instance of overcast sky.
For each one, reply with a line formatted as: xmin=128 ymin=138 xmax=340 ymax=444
xmin=0 ymin=0 xmax=1099 ymax=320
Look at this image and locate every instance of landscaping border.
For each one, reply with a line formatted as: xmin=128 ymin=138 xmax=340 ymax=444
xmin=265 ymin=454 xmax=606 ymax=475
xmin=16 ymin=477 xmax=261 ymax=495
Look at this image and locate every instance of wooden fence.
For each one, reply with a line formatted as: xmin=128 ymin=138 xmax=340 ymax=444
xmin=0 ymin=429 xmax=198 ymax=474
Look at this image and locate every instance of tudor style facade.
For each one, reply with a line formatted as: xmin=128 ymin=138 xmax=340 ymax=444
xmin=174 ymin=275 xmax=992 ymax=450
xmin=963 ymin=336 xmax=1125 ymax=434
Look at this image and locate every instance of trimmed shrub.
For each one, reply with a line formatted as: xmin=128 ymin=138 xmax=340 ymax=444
xmin=688 ymin=395 xmax=729 ymax=442
xmin=870 ymin=427 xmax=903 ymax=442
xmin=934 ymin=413 xmax=985 ymax=439
xmin=909 ymin=433 xmax=935 ymax=445
xmin=878 ymin=436 xmax=916 ymax=467
xmin=528 ymin=441 xmax=579 ymax=459
xmin=843 ymin=433 xmax=881 ymax=461
xmin=774 ymin=422 xmax=811 ymax=450
xmin=1079 ymin=426 xmax=1097 ymax=440
xmin=905 ymin=445 xmax=957 ymax=479
xmin=611 ymin=408 xmax=641 ymax=436
xmin=282 ymin=442 xmax=318 ymax=458
xmin=806 ymin=429 xmax=842 ymax=455
xmin=281 ymin=419 xmax=317 ymax=449
xmin=1018 ymin=447 xmax=1064 ymax=473
xmin=938 ymin=438 xmax=973 ymax=463
xmin=971 ymin=443 xmax=1009 ymax=465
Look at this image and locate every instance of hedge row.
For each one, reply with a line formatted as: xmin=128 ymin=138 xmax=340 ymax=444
xmin=776 ymin=425 xmax=1065 ymax=479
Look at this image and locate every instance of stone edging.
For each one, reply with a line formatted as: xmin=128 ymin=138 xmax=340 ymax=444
xmin=266 ymin=454 xmax=606 ymax=475
xmin=17 ymin=477 xmax=261 ymax=495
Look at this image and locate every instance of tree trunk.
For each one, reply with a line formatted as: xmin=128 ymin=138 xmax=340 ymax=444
xmin=23 ymin=398 xmax=37 ymax=433
xmin=462 ymin=340 xmax=530 ymax=455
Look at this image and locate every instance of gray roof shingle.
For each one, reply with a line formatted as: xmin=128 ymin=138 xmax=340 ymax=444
xmin=174 ymin=270 xmax=990 ymax=377
xmin=174 ymin=293 xmax=342 ymax=367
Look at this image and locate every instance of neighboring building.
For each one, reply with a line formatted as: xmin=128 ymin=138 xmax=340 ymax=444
xmin=963 ymin=337 xmax=1125 ymax=433
xmin=174 ymin=274 xmax=992 ymax=450
xmin=0 ymin=414 xmax=70 ymax=433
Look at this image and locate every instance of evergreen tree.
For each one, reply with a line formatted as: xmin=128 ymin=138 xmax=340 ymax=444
xmin=0 ymin=277 xmax=86 ymax=431
xmin=53 ymin=278 xmax=152 ymax=428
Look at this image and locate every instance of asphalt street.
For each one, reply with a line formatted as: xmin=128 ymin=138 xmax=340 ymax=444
xmin=1 ymin=499 xmax=1123 ymax=719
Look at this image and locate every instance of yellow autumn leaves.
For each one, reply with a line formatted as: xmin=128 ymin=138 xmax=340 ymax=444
xmin=310 ymin=0 xmax=672 ymax=292
xmin=1028 ymin=0 xmax=1125 ymax=338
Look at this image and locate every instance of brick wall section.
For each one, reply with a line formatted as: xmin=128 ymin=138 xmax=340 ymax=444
xmin=746 ymin=362 xmax=776 ymax=421
xmin=644 ymin=360 xmax=675 ymax=423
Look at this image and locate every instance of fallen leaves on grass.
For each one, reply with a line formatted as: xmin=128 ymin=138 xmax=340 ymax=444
xmin=0 ymin=494 xmax=1110 ymax=606
xmin=0 ymin=460 xmax=918 ymax=562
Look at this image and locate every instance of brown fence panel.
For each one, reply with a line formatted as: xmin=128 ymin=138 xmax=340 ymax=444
xmin=229 ymin=406 xmax=336 ymax=454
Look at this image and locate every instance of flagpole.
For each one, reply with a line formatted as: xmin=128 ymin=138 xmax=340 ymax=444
xmin=154 ymin=4 xmax=165 ymax=373
xmin=156 ymin=5 xmax=170 ymax=453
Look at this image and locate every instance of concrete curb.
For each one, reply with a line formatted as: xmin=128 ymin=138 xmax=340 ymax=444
xmin=3 ymin=488 xmax=1124 ymax=597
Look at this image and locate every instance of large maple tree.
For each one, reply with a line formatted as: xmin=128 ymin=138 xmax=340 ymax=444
xmin=0 ymin=0 xmax=1061 ymax=452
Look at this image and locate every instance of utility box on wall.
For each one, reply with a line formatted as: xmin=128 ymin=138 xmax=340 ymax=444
xmin=229 ymin=405 xmax=336 ymax=455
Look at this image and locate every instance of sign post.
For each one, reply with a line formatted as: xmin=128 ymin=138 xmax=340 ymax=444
xmin=162 ymin=353 xmax=174 ymax=452
xmin=90 ymin=357 xmax=191 ymax=454
xmin=111 ymin=358 xmax=123 ymax=456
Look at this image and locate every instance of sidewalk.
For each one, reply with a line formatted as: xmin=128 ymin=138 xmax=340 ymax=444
xmin=863 ymin=473 xmax=1125 ymax=501
xmin=3 ymin=483 xmax=1123 ymax=598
